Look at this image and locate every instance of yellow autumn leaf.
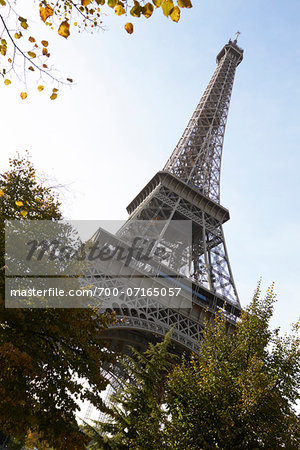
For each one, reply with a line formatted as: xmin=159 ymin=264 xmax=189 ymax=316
xmin=108 ymin=0 xmax=117 ymax=8
xmin=52 ymin=88 xmax=58 ymax=93
xmin=20 ymin=21 xmax=28 ymax=30
xmin=142 ymin=2 xmax=154 ymax=18
xmin=115 ymin=4 xmax=125 ymax=15
xmin=153 ymin=0 xmax=162 ymax=6
xmin=20 ymin=92 xmax=27 ymax=100
xmin=125 ymin=22 xmax=134 ymax=34
xmin=37 ymin=85 xmax=44 ymax=92
xmin=81 ymin=0 xmax=91 ymax=5
xmin=15 ymin=201 xmax=24 ymax=206
xmin=28 ymin=36 xmax=36 ymax=43
xmin=28 ymin=66 xmax=35 ymax=71
xmin=21 ymin=211 xmax=28 ymax=217
xmin=178 ymin=0 xmax=192 ymax=7
xmin=170 ymin=5 xmax=180 ymax=21
xmin=0 ymin=38 xmax=7 ymax=56
xmin=41 ymin=40 xmax=48 ymax=47
xmin=4 ymin=79 xmax=11 ymax=85
xmin=14 ymin=32 xmax=22 ymax=39
xmin=58 ymin=20 xmax=70 ymax=39
xmin=40 ymin=5 xmax=54 ymax=23
xmin=0 ymin=189 xmax=4 ymax=197
xmin=130 ymin=2 xmax=142 ymax=17
xmin=162 ymin=0 xmax=174 ymax=16
xmin=28 ymin=51 xmax=36 ymax=58
xmin=42 ymin=47 xmax=48 ymax=55
xmin=50 ymin=93 xmax=57 ymax=100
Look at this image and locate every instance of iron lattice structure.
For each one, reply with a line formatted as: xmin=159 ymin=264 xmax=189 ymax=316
xmin=88 ymin=38 xmax=243 ymax=362
xmin=164 ymin=40 xmax=243 ymax=203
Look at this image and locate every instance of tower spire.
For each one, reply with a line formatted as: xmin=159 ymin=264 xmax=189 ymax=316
xmin=234 ymin=30 xmax=241 ymax=44
xmin=164 ymin=39 xmax=243 ymax=202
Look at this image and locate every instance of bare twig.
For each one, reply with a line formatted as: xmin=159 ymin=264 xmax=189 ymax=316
xmin=0 ymin=13 xmax=70 ymax=85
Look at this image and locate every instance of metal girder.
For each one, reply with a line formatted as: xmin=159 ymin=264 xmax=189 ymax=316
xmin=90 ymin=38 xmax=243 ymax=344
xmin=84 ymin=41 xmax=243 ymax=422
xmin=163 ymin=40 xmax=243 ymax=203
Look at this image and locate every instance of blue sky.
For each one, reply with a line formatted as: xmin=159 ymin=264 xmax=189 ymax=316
xmin=1 ymin=0 xmax=299 ymax=332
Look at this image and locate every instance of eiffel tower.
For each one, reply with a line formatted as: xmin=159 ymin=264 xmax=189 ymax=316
xmin=88 ymin=36 xmax=243 ymax=371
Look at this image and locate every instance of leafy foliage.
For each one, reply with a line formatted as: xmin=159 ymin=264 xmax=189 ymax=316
xmin=83 ymin=330 xmax=174 ymax=449
xmin=0 ymin=154 xmax=115 ymax=449
xmin=83 ymin=285 xmax=300 ymax=449
xmin=165 ymin=284 xmax=300 ymax=449
xmin=0 ymin=1 xmax=193 ymax=97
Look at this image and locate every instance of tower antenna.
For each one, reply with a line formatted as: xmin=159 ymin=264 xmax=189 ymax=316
xmin=234 ymin=30 xmax=241 ymax=43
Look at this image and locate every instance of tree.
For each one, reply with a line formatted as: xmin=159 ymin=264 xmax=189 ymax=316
xmin=83 ymin=331 xmax=174 ymax=449
xmin=0 ymin=0 xmax=193 ymax=98
xmin=165 ymin=284 xmax=300 ymax=449
xmin=83 ymin=284 xmax=300 ymax=449
xmin=0 ymin=154 xmax=115 ymax=449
